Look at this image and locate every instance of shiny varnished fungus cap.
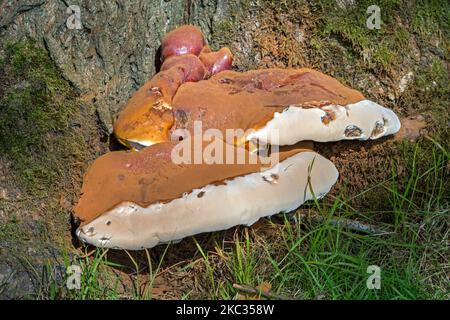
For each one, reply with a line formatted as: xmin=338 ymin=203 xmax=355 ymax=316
xmin=172 ymin=68 xmax=401 ymax=145
xmin=112 ymin=82 xmax=175 ymax=149
xmin=112 ymin=56 xmax=208 ymax=149
xmin=74 ymin=139 xmax=338 ymax=250
xmin=199 ymin=46 xmax=233 ymax=76
xmin=161 ymin=25 xmax=205 ymax=60
xmin=160 ymin=54 xmax=208 ymax=81
xmin=113 ymin=24 xmax=235 ymax=149
xmin=113 ymin=68 xmax=401 ymax=150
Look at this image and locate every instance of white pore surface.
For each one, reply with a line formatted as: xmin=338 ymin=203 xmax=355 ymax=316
xmin=77 ymin=151 xmax=338 ymax=250
xmin=129 ymin=139 xmax=154 ymax=148
xmin=246 ymin=99 xmax=401 ymax=145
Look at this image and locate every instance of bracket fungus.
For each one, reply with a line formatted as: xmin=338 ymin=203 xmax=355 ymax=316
xmin=74 ymin=25 xmax=401 ymax=250
xmin=171 ymin=69 xmax=401 ymax=146
xmin=114 ymin=66 xmax=400 ymax=149
xmin=75 ymin=139 xmax=338 ymax=250
xmin=113 ymin=25 xmax=233 ymax=148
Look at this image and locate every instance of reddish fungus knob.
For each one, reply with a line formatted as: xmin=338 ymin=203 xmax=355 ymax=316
xmin=161 ymin=25 xmax=205 ymax=60
xmin=199 ymin=47 xmax=233 ymax=76
xmin=160 ymin=54 xmax=208 ymax=82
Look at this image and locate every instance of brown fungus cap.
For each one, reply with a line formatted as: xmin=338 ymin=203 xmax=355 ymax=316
xmin=74 ymin=139 xmax=311 ymax=226
xmin=171 ymin=68 xmax=365 ymax=137
xmin=112 ymin=77 xmax=176 ymax=148
xmin=114 ymin=67 xmax=365 ymax=148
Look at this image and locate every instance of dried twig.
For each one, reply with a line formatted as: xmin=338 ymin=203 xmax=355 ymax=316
xmin=296 ymin=212 xmax=392 ymax=235
xmin=78 ymin=249 xmax=97 ymax=259
xmin=326 ymin=217 xmax=391 ymax=235
xmin=232 ymin=283 xmax=294 ymax=300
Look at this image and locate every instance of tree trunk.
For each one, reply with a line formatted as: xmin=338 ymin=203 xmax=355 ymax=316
xmin=0 ymin=0 xmax=234 ymax=132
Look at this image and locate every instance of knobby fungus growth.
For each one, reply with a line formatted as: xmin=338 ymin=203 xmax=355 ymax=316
xmin=74 ymin=25 xmax=401 ymax=250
